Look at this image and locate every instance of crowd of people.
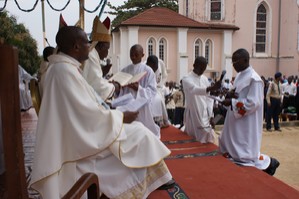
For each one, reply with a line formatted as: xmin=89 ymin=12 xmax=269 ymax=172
xmin=163 ymin=67 xmax=299 ymax=134
xmin=25 ymin=14 xmax=291 ymax=198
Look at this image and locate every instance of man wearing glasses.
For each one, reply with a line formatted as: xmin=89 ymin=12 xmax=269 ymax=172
xmin=219 ymin=48 xmax=280 ymax=176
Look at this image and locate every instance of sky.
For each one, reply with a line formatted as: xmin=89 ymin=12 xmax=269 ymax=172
xmin=3 ymin=0 xmax=125 ymax=55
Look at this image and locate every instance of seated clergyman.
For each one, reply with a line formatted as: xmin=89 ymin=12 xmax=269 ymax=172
xmin=29 ymin=25 xmax=174 ymax=199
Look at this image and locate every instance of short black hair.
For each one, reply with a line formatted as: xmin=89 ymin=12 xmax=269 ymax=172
xmin=146 ymin=55 xmax=159 ymax=72
xmin=194 ymin=56 xmax=207 ymax=66
xmin=232 ymin=48 xmax=249 ymax=62
xmin=43 ymin=46 xmax=55 ymax=61
xmin=56 ymin=26 xmax=83 ymax=53
xmin=146 ymin=55 xmax=158 ymax=66
xmin=274 ymin=72 xmax=282 ymax=79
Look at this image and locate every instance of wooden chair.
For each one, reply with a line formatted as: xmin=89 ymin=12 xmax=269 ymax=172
xmin=0 ymin=44 xmax=100 ymax=199
xmin=29 ymin=78 xmax=41 ymax=115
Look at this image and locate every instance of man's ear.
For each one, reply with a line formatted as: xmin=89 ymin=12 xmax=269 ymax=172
xmin=74 ymin=42 xmax=80 ymax=51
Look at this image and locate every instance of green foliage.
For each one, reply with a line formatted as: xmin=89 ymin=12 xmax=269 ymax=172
xmin=107 ymin=0 xmax=178 ymax=28
xmin=0 ymin=11 xmax=41 ymax=75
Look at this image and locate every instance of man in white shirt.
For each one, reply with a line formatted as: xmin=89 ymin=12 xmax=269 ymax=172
xmin=30 ymin=26 xmax=173 ymax=199
xmin=282 ymin=76 xmax=297 ymax=110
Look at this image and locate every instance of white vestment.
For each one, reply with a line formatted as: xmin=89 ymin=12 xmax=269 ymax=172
xmin=219 ymin=66 xmax=270 ymax=169
xmin=157 ymin=59 xmax=168 ymax=88
xmin=18 ymin=65 xmax=33 ymax=110
xmin=182 ymin=71 xmax=215 ymax=143
xmin=148 ymin=63 xmax=169 ymax=127
xmin=38 ymin=60 xmax=49 ymax=97
xmin=119 ymin=62 xmax=160 ymax=138
xmin=82 ymin=48 xmax=115 ymax=100
xmin=30 ymin=53 xmax=172 ymax=199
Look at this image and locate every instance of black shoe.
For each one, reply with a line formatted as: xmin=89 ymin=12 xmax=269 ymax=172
xmin=266 ymin=128 xmax=272 ymax=132
xmin=157 ymin=179 xmax=176 ymax=190
xmin=263 ymin=157 xmax=280 ymax=176
xmin=275 ymin=128 xmax=282 ymax=132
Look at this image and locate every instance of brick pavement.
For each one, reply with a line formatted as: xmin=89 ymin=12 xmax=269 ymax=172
xmin=21 ymin=108 xmax=39 ymax=198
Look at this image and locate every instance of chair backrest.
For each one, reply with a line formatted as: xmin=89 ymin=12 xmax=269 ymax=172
xmin=30 ymin=79 xmax=41 ymax=115
xmin=0 ymin=44 xmax=29 ymax=198
xmin=0 ymin=44 xmax=100 ymax=199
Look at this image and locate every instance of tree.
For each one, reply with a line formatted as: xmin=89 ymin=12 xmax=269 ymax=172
xmin=107 ymin=0 xmax=178 ymax=28
xmin=0 ymin=11 xmax=41 ymax=75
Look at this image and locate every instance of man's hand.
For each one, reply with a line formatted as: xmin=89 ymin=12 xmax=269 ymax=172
xmin=221 ymin=99 xmax=232 ymax=107
xmin=102 ymin=63 xmax=112 ymax=77
xmin=112 ymin=81 xmax=121 ymax=96
xmin=123 ymin=111 xmax=139 ymax=123
xmin=284 ymin=92 xmax=289 ymax=97
xmin=225 ymin=89 xmax=239 ymax=99
xmin=127 ymin=82 xmax=139 ymax=91
xmin=267 ymin=103 xmax=271 ymax=107
xmin=209 ymin=117 xmax=215 ymax=129
xmin=207 ymin=80 xmax=221 ymax=92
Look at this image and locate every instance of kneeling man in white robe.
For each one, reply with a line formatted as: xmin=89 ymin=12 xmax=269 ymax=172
xmin=219 ymin=48 xmax=280 ymax=176
xmin=182 ymin=56 xmax=221 ymax=143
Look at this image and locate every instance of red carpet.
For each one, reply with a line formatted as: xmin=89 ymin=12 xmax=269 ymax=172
xmin=148 ymin=126 xmax=299 ymax=199
xmin=22 ymin=111 xmax=299 ymax=198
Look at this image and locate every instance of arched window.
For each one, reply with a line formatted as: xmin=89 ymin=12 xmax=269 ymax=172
xmin=147 ymin=38 xmax=155 ymax=57
xmin=210 ymin=0 xmax=223 ymax=20
xmin=159 ymin=38 xmax=166 ymax=61
xmin=194 ymin=39 xmax=202 ymax=59
xmin=256 ymin=4 xmax=267 ymax=53
xmin=205 ymin=39 xmax=213 ymax=67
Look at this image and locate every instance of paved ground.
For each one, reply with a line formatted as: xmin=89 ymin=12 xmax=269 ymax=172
xmin=261 ymin=126 xmax=299 ymax=191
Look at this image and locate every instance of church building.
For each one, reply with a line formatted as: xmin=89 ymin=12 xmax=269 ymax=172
xmin=111 ymin=0 xmax=299 ymax=82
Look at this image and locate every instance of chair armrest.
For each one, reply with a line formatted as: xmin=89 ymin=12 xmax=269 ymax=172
xmin=62 ymin=173 xmax=99 ymax=199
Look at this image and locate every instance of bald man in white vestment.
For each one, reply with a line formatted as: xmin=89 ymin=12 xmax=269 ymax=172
xmin=118 ymin=44 xmax=160 ymax=138
xmin=219 ymin=48 xmax=280 ymax=176
xmin=29 ymin=26 xmax=173 ymax=199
